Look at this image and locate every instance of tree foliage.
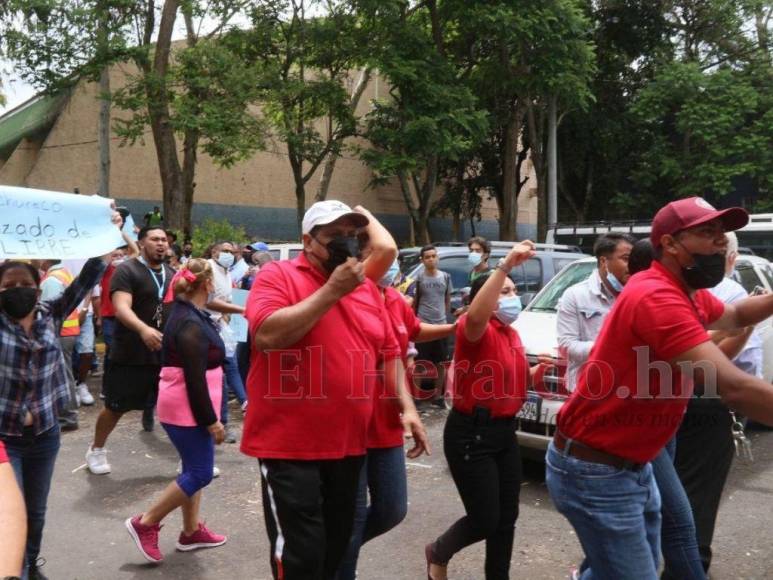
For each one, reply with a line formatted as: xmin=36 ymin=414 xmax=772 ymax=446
xmin=2 ymin=0 xmax=266 ymax=234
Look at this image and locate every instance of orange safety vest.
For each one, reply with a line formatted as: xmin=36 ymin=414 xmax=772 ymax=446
xmin=44 ymin=267 xmax=81 ymax=337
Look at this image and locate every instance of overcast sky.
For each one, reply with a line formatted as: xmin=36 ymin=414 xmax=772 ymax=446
xmin=1 ymin=64 xmax=37 ymax=114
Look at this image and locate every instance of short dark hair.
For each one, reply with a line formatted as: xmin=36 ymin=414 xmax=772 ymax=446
xmin=468 ymin=271 xmax=493 ymax=303
xmin=0 ymin=261 xmax=41 ymax=287
xmin=593 ymin=233 xmax=636 ymax=260
xmin=467 ymin=236 xmax=491 ymax=255
xmin=138 ymin=225 xmax=166 ymax=240
xmin=629 ymin=239 xmax=655 ymax=275
xmin=420 ymin=244 xmax=437 ymax=259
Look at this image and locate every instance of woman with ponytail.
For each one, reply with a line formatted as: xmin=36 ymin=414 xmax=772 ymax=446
xmin=125 ymin=258 xmax=228 ymax=564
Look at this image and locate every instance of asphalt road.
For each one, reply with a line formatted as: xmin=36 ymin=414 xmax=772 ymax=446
xmin=39 ymin=390 xmax=773 ymax=580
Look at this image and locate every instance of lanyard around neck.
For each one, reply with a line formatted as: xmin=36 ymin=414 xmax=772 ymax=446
xmin=138 ymin=257 xmax=166 ymax=301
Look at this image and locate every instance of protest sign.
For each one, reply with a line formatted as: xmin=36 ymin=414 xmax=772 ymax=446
xmin=123 ymin=213 xmax=139 ymax=241
xmin=230 ymin=289 xmax=249 ymax=342
xmin=0 ymin=186 xmax=124 ymax=259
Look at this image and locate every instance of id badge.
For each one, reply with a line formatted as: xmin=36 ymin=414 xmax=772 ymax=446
xmin=152 ymin=304 xmax=163 ymax=328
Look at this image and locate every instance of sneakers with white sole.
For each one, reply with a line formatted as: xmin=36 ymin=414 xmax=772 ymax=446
xmin=175 ymin=522 xmax=227 ymax=552
xmin=86 ymin=446 xmax=111 ymax=474
xmin=77 ymin=383 xmax=95 ymax=405
xmin=125 ymin=515 xmax=163 ymax=563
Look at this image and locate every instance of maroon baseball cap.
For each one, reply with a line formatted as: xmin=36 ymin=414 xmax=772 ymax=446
xmin=650 ymin=197 xmax=749 ymax=248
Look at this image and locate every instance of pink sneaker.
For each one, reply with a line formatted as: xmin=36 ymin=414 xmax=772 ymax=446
xmin=176 ymin=522 xmax=227 ymax=552
xmin=125 ymin=515 xmax=163 ymax=563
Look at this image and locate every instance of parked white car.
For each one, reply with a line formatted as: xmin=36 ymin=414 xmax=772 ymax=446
xmin=512 ymin=255 xmax=773 ymax=455
xmin=266 ymin=243 xmax=303 ymax=261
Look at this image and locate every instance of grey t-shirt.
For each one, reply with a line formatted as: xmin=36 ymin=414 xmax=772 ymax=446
xmin=415 ymin=270 xmax=452 ymax=324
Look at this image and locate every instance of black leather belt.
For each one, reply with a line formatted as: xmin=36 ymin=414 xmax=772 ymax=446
xmin=554 ymin=431 xmax=645 ymax=471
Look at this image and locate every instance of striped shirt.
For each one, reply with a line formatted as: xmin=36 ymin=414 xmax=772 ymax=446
xmin=0 ymin=258 xmax=106 ymax=437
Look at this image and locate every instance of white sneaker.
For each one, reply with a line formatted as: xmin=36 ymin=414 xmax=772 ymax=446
xmin=241 ymin=400 xmax=248 ymax=412
xmin=86 ymin=446 xmax=111 ymax=474
xmin=77 ymin=383 xmax=95 ymax=405
xmin=176 ymin=461 xmax=220 ymax=479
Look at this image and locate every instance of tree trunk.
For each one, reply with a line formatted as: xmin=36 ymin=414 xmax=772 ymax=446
xmin=97 ymin=66 xmax=111 ymax=197
xmin=290 ymin=151 xmax=306 ymax=237
xmin=499 ymin=115 xmax=519 ymax=240
xmin=181 ymin=128 xmax=199 ymax=236
xmin=144 ymin=0 xmax=186 ymax=232
xmin=398 ymin=170 xmax=421 ymax=246
xmin=526 ymin=99 xmax=547 ymax=242
xmin=315 ymin=67 xmax=372 ymax=202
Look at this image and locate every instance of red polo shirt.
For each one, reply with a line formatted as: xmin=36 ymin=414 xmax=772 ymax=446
xmin=368 ymin=287 xmax=423 ymax=449
xmin=241 ymin=253 xmax=401 ymax=460
xmin=0 ymin=440 xmax=7 ymax=463
xmin=100 ymin=264 xmax=117 ymax=317
xmin=452 ymin=314 xmax=529 ymax=418
xmin=557 ymin=261 xmax=725 ymax=463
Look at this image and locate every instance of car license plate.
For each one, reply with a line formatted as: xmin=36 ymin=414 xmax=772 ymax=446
xmin=516 ymin=393 xmax=542 ymax=422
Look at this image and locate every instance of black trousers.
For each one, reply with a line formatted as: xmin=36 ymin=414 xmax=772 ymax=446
xmin=260 ymin=456 xmax=365 ymax=580
xmin=432 ymin=408 xmax=522 ymax=580
xmin=670 ymin=397 xmax=735 ymax=575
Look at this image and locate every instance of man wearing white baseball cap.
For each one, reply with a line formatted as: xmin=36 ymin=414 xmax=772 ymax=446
xmin=242 ymin=200 xmax=430 ymax=579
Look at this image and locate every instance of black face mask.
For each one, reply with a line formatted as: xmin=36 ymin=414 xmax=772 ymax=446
xmin=0 ymin=287 xmax=39 ymax=319
xmin=319 ymin=236 xmax=361 ymax=273
xmin=681 ymin=251 xmax=726 ymax=289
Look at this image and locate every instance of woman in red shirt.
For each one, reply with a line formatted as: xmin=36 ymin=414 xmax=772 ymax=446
xmin=425 ymin=242 xmax=546 ymax=580
xmin=338 ymin=260 xmax=455 ymax=579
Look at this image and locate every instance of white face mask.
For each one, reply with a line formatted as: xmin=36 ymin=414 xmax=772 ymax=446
xmin=494 ymin=295 xmax=522 ymax=325
xmin=217 ymin=253 xmax=235 ymax=269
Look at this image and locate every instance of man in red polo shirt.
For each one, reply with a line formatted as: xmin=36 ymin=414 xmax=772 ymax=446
xmin=242 ymin=200 xmax=429 ymax=580
xmin=546 ymin=197 xmax=773 ymax=579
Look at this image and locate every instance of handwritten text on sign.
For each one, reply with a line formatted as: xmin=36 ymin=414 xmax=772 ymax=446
xmin=0 ymin=186 xmax=124 ymax=259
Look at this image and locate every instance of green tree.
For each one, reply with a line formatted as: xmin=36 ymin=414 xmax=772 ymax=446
xmin=237 ymin=0 xmax=373 ymax=235
xmin=556 ymin=0 xmax=669 ymax=222
xmin=359 ymin=0 xmax=488 ymax=245
xmin=3 ymin=0 xmax=266 ymax=234
xmin=618 ymin=0 xmax=772 ymax=215
xmin=442 ymin=0 xmax=595 ymax=240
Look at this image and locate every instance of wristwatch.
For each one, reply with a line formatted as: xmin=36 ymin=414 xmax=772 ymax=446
xmin=495 ymin=258 xmax=512 ymax=275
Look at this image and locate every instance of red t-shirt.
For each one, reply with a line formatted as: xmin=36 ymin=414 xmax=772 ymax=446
xmin=0 ymin=440 xmax=7 ymax=463
xmin=557 ymin=261 xmax=725 ymax=463
xmin=241 ymin=253 xmax=401 ymax=460
xmin=368 ymin=287 xmax=423 ymax=449
xmin=100 ymin=264 xmax=117 ymax=317
xmin=451 ymin=314 xmax=529 ymax=418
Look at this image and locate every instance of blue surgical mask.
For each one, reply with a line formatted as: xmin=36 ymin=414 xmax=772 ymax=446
xmin=468 ymin=251 xmax=483 ymax=267
xmin=379 ymin=261 xmax=401 ymax=288
xmin=494 ymin=295 xmax=522 ymax=325
xmin=217 ymin=253 xmax=235 ymax=269
xmin=606 ymin=271 xmax=624 ymax=293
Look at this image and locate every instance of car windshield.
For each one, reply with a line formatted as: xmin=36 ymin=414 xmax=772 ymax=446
xmin=527 ymin=261 xmax=596 ymax=312
xmin=760 ymin=263 xmax=773 ymax=289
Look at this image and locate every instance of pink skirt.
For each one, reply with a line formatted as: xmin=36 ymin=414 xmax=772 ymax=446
xmin=157 ymin=366 xmax=223 ymax=427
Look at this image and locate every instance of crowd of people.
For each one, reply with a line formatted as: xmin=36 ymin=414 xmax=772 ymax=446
xmin=0 ymin=196 xmax=772 ymax=580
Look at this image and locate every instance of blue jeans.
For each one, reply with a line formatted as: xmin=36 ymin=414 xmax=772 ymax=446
xmin=220 ymin=354 xmax=247 ymax=425
xmin=546 ymin=441 xmax=661 ymax=580
xmin=3 ymin=425 xmax=61 ymax=578
xmin=337 ymin=446 xmax=408 ymax=579
xmin=653 ymin=439 xmax=706 ymax=579
xmin=162 ymin=423 xmax=215 ymax=497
